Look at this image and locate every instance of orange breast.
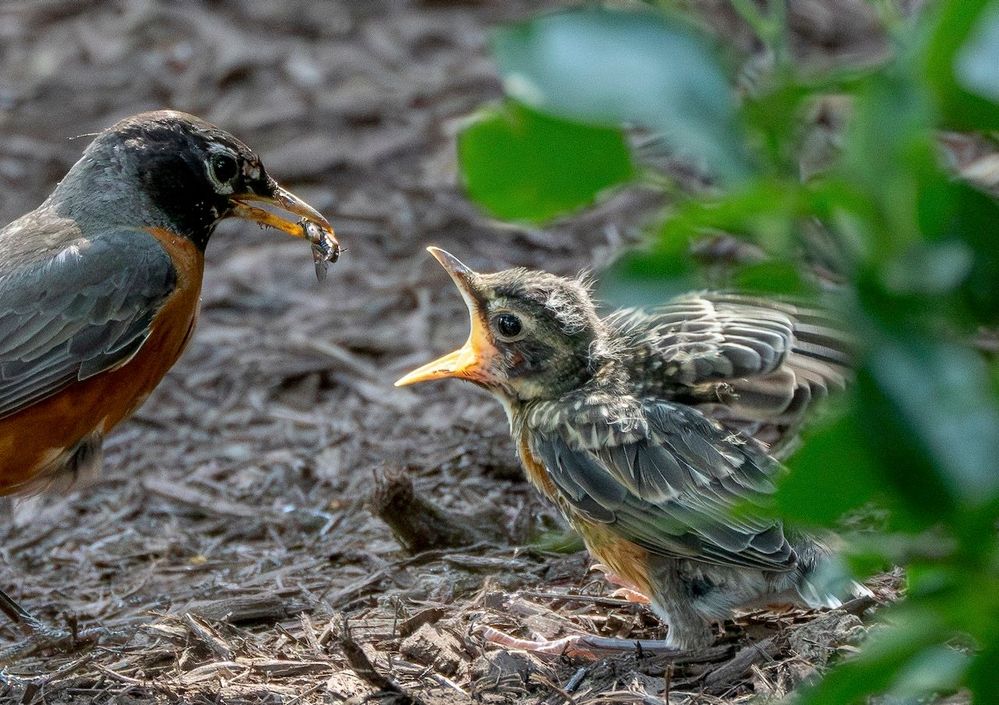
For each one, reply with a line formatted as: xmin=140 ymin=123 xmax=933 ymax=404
xmin=515 ymin=427 xmax=559 ymax=501
xmin=575 ymin=520 xmax=653 ymax=597
xmin=0 ymin=228 xmax=204 ymax=494
xmin=515 ymin=426 xmax=653 ymax=597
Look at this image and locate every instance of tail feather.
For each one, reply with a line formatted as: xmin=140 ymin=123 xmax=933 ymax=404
xmin=796 ymin=556 xmax=871 ymax=609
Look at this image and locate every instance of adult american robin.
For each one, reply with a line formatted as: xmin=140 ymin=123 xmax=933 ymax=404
xmin=396 ymin=248 xmax=868 ymax=654
xmin=0 ymin=110 xmax=337 ymax=650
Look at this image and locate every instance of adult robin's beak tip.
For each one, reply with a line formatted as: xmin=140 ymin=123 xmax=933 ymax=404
xmin=230 ymin=184 xmax=338 ymax=260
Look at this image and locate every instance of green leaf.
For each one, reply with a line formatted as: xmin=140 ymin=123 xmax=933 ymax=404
xmin=602 ymin=181 xmax=818 ymax=306
xmin=968 ymin=631 xmax=999 ymax=703
xmin=731 ymin=260 xmax=814 ymax=296
xmin=598 ymin=240 xmax=699 ymax=309
xmin=881 ymin=241 xmax=973 ymax=296
xmin=457 ymin=100 xmax=634 ymax=223
xmin=863 ymin=337 xmax=999 ymax=508
xmin=779 ymin=410 xmax=888 ymax=526
xmin=493 ymin=7 xmax=752 ymax=182
xmin=842 ymin=71 xmax=939 ymax=251
xmin=531 ymin=528 xmax=585 ymax=554
xmin=956 ymin=2 xmax=999 ymax=103
xmin=851 ymin=365 xmax=957 ymax=525
xmin=658 ymin=181 xmax=805 ymax=252
xmin=925 ymin=181 xmax=999 ymax=323
xmin=888 ymin=646 xmax=969 ymax=699
xmin=924 ymin=0 xmax=999 ymax=130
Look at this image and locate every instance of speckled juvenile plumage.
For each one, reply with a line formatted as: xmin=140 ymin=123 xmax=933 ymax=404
xmin=398 ymin=249 xmax=868 ymax=650
xmin=518 ymin=375 xmax=852 ymax=648
xmin=606 ymin=293 xmax=854 ymax=456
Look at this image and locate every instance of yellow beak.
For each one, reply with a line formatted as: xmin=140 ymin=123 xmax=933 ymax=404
xmin=231 ymin=182 xmax=339 ymax=262
xmin=394 ymin=247 xmax=493 ymax=387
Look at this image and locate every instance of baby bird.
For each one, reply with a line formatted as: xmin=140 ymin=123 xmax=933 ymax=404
xmin=397 ymin=248 xmax=866 ymax=653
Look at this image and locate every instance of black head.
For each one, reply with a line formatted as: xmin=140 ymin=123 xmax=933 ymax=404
xmin=396 ymin=248 xmax=605 ymax=403
xmin=50 ymin=110 xmax=336 ymax=253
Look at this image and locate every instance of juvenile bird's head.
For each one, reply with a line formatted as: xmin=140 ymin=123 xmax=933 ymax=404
xmin=50 ymin=110 xmax=338 ymax=257
xmin=396 ymin=248 xmax=605 ymax=403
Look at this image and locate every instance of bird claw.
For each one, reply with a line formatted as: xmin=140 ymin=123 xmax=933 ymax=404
xmin=0 ymin=590 xmax=123 ymax=664
xmin=609 ymin=587 xmax=652 ymax=604
xmin=590 ymin=564 xmax=651 ymax=604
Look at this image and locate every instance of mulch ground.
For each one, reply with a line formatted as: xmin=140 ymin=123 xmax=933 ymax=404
xmin=0 ymin=2 xmax=908 ymax=703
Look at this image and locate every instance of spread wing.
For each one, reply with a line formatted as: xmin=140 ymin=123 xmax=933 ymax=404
xmin=528 ymin=399 xmax=796 ymax=571
xmin=0 ymin=229 xmax=176 ymax=419
xmin=607 ymin=294 xmax=853 ymax=450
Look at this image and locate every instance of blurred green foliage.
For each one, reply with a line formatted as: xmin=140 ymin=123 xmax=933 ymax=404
xmin=458 ymin=1 xmax=999 ymax=703
xmin=458 ymin=101 xmax=634 ymax=222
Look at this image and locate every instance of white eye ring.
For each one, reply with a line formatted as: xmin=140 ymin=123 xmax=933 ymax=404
xmin=206 ymin=149 xmax=239 ymax=194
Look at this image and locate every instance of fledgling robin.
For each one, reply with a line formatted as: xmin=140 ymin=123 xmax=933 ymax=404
xmin=396 ymin=248 xmax=868 ymax=654
xmin=0 ymin=110 xmax=338 ymax=652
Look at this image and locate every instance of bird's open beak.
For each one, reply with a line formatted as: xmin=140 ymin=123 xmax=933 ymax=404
xmin=231 ymin=182 xmax=339 ymax=261
xmin=395 ymin=247 xmax=494 ymax=387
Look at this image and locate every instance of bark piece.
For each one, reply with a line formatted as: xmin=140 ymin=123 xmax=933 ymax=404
xmin=400 ymin=623 xmax=465 ymax=677
xmin=370 ymin=467 xmax=495 ymax=553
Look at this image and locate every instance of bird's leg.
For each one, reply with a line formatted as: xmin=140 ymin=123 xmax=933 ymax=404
xmin=0 ymin=589 xmax=65 ymax=639
xmin=476 ymin=624 xmax=683 ymax=660
xmin=0 ymin=589 xmax=111 ymax=663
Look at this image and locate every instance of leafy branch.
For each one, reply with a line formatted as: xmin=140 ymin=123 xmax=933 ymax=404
xmin=456 ymin=2 xmax=999 ymax=703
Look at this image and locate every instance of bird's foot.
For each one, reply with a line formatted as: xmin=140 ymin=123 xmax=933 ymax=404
xmin=590 ymin=564 xmax=651 ymax=604
xmin=609 ymin=587 xmax=651 ymax=604
xmin=0 ymin=620 xmax=114 ymax=664
xmin=475 ymin=624 xmax=681 ymax=660
xmin=0 ymin=590 xmax=117 ymax=664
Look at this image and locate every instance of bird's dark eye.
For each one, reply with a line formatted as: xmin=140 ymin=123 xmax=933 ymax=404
xmin=209 ymin=153 xmax=239 ymax=184
xmin=493 ymin=313 xmax=523 ymax=340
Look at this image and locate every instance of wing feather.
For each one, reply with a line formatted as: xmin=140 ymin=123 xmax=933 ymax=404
xmin=529 ymin=399 xmax=797 ymax=572
xmin=607 ymin=293 xmax=853 ymax=451
xmin=0 ymin=229 xmax=176 ymax=419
